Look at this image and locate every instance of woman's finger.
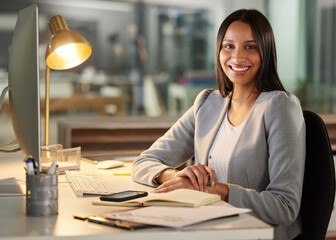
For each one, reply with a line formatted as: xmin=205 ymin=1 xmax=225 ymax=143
xmin=204 ymin=166 xmax=216 ymax=187
xmin=176 ymin=167 xmax=199 ymax=190
xmin=153 ymin=177 xmax=194 ymax=193
xmin=177 ymin=164 xmax=213 ymax=191
xmin=192 ymin=163 xmax=210 ymax=191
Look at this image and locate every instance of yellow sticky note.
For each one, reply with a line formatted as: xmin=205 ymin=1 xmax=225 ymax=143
xmin=113 ymin=171 xmax=131 ymax=176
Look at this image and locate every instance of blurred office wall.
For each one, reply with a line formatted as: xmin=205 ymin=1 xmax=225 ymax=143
xmin=0 ymin=0 xmax=335 ymax=121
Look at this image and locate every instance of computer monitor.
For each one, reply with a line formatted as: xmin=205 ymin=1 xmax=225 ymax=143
xmin=7 ymin=4 xmax=41 ymax=169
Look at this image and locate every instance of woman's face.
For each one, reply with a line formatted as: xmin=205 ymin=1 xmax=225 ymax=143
xmin=219 ymin=21 xmax=261 ymax=89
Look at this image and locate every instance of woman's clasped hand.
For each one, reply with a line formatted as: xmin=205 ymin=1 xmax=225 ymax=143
xmin=153 ymin=163 xmax=216 ymax=193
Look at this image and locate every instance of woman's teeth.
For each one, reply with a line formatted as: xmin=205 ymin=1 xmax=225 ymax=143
xmin=231 ymin=66 xmax=249 ymax=71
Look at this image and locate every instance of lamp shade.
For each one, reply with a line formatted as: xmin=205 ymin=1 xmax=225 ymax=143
xmin=45 ymin=15 xmax=92 ymax=70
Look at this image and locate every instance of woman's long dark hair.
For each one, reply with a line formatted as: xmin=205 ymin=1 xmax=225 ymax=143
xmin=216 ymin=9 xmax=286 ymax=97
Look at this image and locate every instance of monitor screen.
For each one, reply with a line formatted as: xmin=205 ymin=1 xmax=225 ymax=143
xmin=8 ymin=4 xmax=41 ymax=170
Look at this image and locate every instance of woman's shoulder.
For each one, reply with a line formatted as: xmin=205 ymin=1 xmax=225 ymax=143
xmin=194 ymin=89 xmax=224 ymax=103
xmin=258 ymin=91 xmax=303 ymax=121
xmin=195 ymin=88 xmax=219 ymax=99
xmin=259 ymin=90 xmax=301 ymax=106
xmin=193 ymin=89 xmax=226 ymax=111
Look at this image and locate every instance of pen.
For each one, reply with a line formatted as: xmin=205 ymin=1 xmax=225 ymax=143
xmin=47 ymin=159 xmax=58 ymax=175
xmin=26 ymin=158 xmax=35 ymax=175
xmin=32 ymin=158 xmax=38 ymax=174
xmin=26 ymin=155 xmax=39 ymax=175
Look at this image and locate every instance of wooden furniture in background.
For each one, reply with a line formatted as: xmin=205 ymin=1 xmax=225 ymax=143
xmin=320 ymin=114 xmax=336 ymax=153
xmin=327 ymin=231 xmax=336 ymax=240
xmin=57 ymin=116 xmax=179 ymax=154
xmin=320 ymin=115 xmax=336 ymax=239
xmin=2 ymin=94 xmax=125 ymax=116
xmin=47 ymin=95 xmax=125 ymax=115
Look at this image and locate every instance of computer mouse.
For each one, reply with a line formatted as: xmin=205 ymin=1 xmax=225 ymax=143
xmin=97 ymin=160 xmax=124 ymax=169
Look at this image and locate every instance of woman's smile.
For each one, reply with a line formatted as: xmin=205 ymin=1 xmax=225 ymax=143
xmin=229 ymin=64 xmax=250 ymax=74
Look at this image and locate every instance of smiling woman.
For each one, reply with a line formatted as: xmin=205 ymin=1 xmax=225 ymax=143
xmin=132 ymin=9 xmax=306 ymax=240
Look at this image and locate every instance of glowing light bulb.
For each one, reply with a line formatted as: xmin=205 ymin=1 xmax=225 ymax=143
xmin=55 ymin=43 xmax=76 ymax=58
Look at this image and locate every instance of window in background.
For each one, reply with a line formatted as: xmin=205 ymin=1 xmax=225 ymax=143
xmin=295 ymin=0 xmax=336 ymax=113
xmin=38 ymin=1 xmax=136 ymax=116
xmin=144 ymin=5 xmax=217 ymax=115
xmin=225 ymin=0 xmax=336 ymax=114
xmin=0 ymin=0 xmax=220 ymax=147
xmin=35 ymin=0 xmax=218 ymax=117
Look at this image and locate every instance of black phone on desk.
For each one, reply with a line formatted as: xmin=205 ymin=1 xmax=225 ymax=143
xmin=100 ymin=190 xmax=148 ymax=202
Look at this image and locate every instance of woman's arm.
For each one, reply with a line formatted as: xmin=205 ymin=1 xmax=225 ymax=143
xmin=131 ymin=107 xmax=196 ymax=186
xmin=132 ymin=89 xmax=215 ymax=187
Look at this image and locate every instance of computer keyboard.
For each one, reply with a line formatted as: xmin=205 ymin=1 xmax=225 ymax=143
xmin=65 ymin=170 xmax=114 ymax=196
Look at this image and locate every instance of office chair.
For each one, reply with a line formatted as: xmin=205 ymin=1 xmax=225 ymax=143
xmin=294 ymin=110 xmax=335 ymax=240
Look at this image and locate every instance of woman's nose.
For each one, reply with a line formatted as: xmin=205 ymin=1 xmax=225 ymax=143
xmin=232 ymin=48 xmax=246 ymax=63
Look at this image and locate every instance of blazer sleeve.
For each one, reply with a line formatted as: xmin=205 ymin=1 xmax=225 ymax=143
xmin=131 ymin=89 xmax=213 ymax=186
xmin=228 ymin=92 xmax=306 ymax=225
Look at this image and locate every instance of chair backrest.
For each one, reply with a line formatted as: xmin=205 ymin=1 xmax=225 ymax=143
xmin=296 ymin=110 xmax=335 ymax=239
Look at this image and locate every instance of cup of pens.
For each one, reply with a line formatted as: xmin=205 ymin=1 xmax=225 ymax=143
xmin=25 ymin=156 xmax=58 ymax=216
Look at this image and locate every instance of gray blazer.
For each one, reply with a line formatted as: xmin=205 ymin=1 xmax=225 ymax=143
xmin=132 ymin=89 xmax=306 ymax=240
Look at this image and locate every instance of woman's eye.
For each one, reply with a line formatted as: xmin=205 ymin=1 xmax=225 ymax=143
xmin=223 ymin=44 xmax=234 ymax=49
xmin=246 ymin=45 xmax=257 ymax=50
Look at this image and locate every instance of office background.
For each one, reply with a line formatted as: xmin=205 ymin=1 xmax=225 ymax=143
xmin=0 ymin=0 xmax=336 ymax=236
xmin=0 ymin=0 xmax=334 ymax=145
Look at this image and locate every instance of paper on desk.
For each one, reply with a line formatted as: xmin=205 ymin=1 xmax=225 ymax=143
xmin=0 ymin=177 xmax=25 ymax=197
xmin=103 ymin=205 xmax=251 ymax=228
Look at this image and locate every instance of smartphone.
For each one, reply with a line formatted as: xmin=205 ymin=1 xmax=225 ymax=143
xmin=100 ymin=190 xmax=148 ymax=202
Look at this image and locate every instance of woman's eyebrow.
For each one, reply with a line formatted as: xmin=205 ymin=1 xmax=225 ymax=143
xmin=222 ymin=39 xmax=256 ymax=43
xmin=245 ymin=40 xmax=257 ymax=43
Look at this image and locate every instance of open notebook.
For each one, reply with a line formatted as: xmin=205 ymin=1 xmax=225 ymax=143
xmin=93 ymin=189 xmax=221 ymax=207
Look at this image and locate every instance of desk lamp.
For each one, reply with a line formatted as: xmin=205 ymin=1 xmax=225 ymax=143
xmin=45 ymin=15 xmax=92 ymax=145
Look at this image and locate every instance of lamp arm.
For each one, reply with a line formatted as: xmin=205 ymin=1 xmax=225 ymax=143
xmin=45 ymin=66 xmax=50 ymax=146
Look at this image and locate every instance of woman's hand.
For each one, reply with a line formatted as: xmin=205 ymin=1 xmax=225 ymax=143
xmin=154 ymin=163 xmax=216 ymax=193
xmin=176 ymin=163 xmax=216 ymax=192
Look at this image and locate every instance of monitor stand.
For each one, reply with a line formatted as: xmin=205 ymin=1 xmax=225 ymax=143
xmin=0 ymin=86 xmax=20 ymax=153
xmin=0 ymin=86 xmax=9 ymax=111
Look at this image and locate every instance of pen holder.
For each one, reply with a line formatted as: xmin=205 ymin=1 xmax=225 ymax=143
xmin=26 ymin=173 xmax=58 ymax=216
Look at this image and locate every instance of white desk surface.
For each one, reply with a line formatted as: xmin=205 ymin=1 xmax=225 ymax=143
xmin=0 ymin=154 xmax=273 ymax=240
